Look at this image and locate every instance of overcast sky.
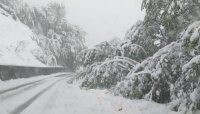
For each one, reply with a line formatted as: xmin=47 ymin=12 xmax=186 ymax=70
xmin=23 ymin=0 xmax=145 ymax=47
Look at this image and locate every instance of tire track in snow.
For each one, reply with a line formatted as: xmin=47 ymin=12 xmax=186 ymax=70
xmin=40 ymin=79 xmax=65 ymax=114
xmin=0 ymin=80 xmax=45 ymax=103
xmin=8 ymin=77 xmax=69 ymax=114
xmin=0 ymin=74 xmax=66 ymax=95
xmin=0 ymin=76 xmax=64 ymax=103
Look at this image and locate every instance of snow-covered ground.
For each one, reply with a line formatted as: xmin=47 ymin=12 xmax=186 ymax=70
xmin=1 ymin=73 xmax=198 ymax=114
xmin=0 ymin=10 xmax=45 ymax=67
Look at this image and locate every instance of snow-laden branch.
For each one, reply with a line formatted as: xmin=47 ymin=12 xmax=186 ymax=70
xmin=114 ymin=56 xmax=139 ymax=64
xmin=94 ymin=58 xmax=137 ymax=71
xmin=128 ymin=70 xmax=151 ymax=78
xmin=132 ymin=44 xmax=147 ymax=54
xmin=120 ymin=43 xmax=147 ymax=55
xmin=117 ymin=63 xmax=132 ymax=71
xmin=144 ymin=84 xmax=154 ymax=102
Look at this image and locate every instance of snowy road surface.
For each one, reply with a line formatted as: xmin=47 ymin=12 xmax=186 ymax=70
xmin=0 ymin=73 xmax=190 ymax=114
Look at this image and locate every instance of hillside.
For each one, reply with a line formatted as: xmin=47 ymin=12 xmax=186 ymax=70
xmin=0 ymin=7 xmax=45 ymax=67
xmin=0 ymin=1 xmax=87 ymax=69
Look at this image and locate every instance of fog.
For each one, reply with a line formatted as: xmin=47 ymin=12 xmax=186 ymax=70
xmin=24 ymin=0 xmax=145 ymax=47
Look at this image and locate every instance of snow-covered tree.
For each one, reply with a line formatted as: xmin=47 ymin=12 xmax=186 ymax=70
xmin=115 ymin=20 xmax=159 ymax=62
xmin=115 ymin=42 xmax=182 ymax=103
xmin=75 ymin=41 xmax=114 ymax=70
xmin=114 ymin=20 xmax=200 ymax=112
xmin=74 ymin=36 xmax=140 ymax=89
xmin=0 ymin=0 xmax=22 ymax=10
xmin=74 ymin=0 xmax=200 ymax=113
xmin=0 ymin=2 xmax=17 ymax=20
xmin=142 ymin=0 xmax=200 ymax=46
xmin=8 ymin=2 xmax=87 ymax=68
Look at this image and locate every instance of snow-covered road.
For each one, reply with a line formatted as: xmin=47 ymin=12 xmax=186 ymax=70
xmin=0 ymin=73 xmax=189 ymax=114
xmin=0 ymin=74 xmax=72 ymax=114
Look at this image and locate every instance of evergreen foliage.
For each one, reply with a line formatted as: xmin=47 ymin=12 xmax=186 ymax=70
xmin=74 ymin=0 xmax=200 ymax=113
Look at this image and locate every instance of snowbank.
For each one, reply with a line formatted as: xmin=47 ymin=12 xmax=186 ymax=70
xmin=87 ymin=89 xmax=181 ymax=114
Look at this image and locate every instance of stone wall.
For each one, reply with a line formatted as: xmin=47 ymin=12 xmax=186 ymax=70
xmin=0 ymin=65 xmax=71 ymax=81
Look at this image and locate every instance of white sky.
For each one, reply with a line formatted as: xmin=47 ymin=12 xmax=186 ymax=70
xmin=23 ymin=0 xmax=145 ymax=47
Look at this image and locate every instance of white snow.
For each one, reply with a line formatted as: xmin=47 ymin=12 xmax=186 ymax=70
xmin=0 ymin=73 xmax=184 ymax=114
xmin=190 ymin=26 xmax=200 ymax=43
xmin=0 ymin=12 xmax=45 ymax=67
xmin=0 ymin=76 xmax=66 ymax=114
xmin=0 ymin=72 xmax=68 ymax=91
xmin=190 ymin=89 xmax=199 ymax=102
xmin=182 ymin=21 xmax=200 ymax=43
xmin=95 ymin=90 xmax=107 ymax=99
xmin=182 ymin=55 xmax=200 ymax=71
xmin=32 ymin=86 xmax=175 ymax=114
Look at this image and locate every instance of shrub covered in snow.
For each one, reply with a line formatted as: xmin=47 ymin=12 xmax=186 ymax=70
xmin=115 ymin=42 xmax=182 ymax=103
xmin=115 ymin=20 xmax=200 ymax=111
xmin=80 ymin=56 xmax=137 ymax=89
xmin=74 ymin=36 xmax=140 ymax=88
xmin=74 ymin=0 xmax=200 ymax=113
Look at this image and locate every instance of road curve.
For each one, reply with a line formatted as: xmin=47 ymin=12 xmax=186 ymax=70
xmin=0 ymin=74 xmax=73 ymax=114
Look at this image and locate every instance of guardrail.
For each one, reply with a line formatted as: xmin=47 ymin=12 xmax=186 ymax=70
xmin=0 ymin=65 xmax=71 ymax=81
